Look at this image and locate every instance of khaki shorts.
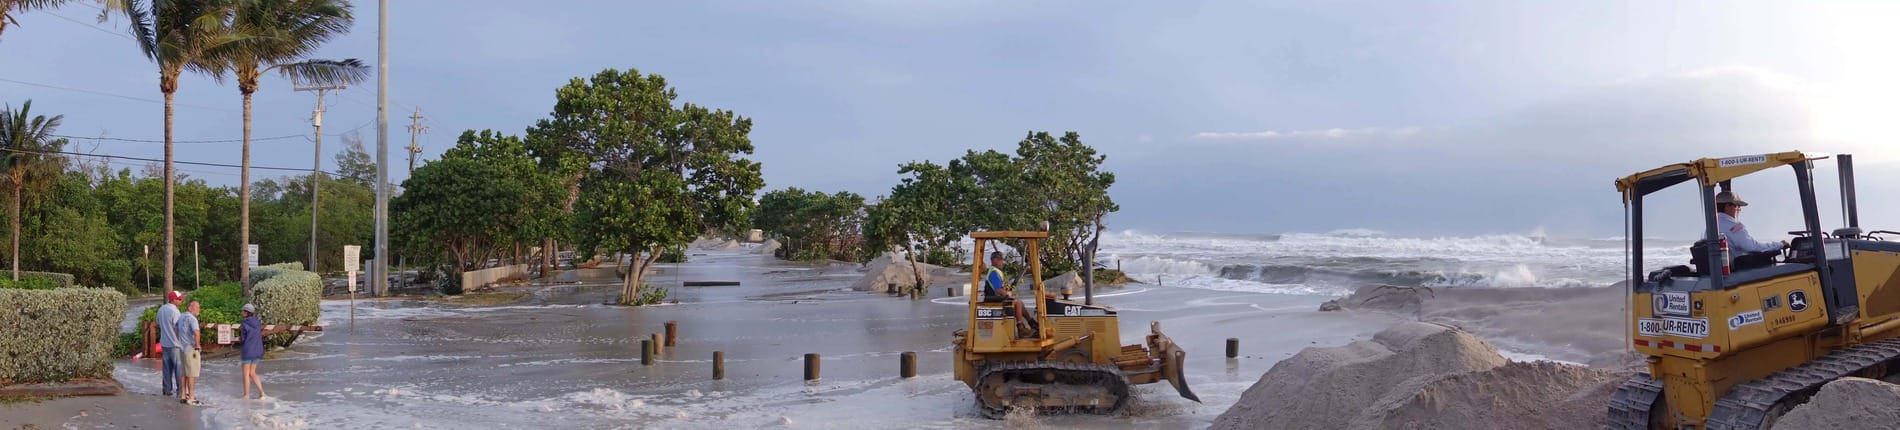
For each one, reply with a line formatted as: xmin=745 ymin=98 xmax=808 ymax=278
xmin=184 ymin=349 xmax=202 ymax=377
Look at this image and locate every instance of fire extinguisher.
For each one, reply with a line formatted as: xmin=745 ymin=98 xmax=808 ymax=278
xmin=1719 ymin=234 xmax=1732 ymax=275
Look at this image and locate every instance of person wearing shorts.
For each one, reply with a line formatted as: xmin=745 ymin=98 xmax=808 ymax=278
xmin=237 ymin=303 xmax=267 ymax=399
xmin=176 ymin=301 xmax=202 ymax=405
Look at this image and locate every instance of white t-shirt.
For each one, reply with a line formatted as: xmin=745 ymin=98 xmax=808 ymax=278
xmin=1717 ymin=212 xmax=1784 ymax=254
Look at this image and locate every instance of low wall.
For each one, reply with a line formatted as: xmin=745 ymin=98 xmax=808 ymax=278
xmin=462 ymin=264 xmax=529 ymax=289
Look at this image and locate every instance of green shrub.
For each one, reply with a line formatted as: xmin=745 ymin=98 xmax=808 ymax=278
xmin=253 ymin=269 xmax=320 ymax=348
xmin=2 ymin=272 xmax=75 ymax=288
xmin=0 ymin=289 xmax=125 ymax=384
xmin=248 ymin=262 xmax=303 ymax=286
xmin=622 ymin=284 xmax=669 ymax=306
xmin=112 ymin=333 xmax=140 ymax=358
xmin=657 ymin=247 xmax=688 ymax=263
xmin=0 ymin=277 xmax=59 ymax=290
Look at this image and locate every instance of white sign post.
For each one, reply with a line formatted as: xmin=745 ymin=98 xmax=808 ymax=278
xmin=247 ymin=244 xmax=260 ymax=268
xmin=344 ymin=245 xmax=361 ymax=331
xmin=217 ymin=324 xmax=233 ymax=345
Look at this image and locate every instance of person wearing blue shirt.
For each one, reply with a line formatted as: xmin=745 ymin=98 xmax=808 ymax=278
xmin=237 ymin=303 xmax=268 ymax=399
xmin=1715 ymin=191 xmax=1787 ymax=256
xmin=175 ymin=301 xmax=202 ymax=405
xmin=982 ymin=252 xmax=1032 ymax=333
xmin=155 ymin=291 xmax=183 ymax=397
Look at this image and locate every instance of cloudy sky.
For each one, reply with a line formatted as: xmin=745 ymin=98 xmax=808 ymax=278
xmin=4 ymin=1 xmax=1897 ymax=238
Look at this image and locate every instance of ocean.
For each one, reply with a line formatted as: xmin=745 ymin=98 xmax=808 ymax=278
xmin=1096 ymin=229 xmax=1694 ymax=296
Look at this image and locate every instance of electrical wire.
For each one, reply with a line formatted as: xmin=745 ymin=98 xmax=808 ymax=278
xmin=0 ymin=77 xmax=236 ymax=112
xmin=51 ymin=133 xmax=308 ymax=144
xmin=0 ymin=146 xmax=342 ymax=175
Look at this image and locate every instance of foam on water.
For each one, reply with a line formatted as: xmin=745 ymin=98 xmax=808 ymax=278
xmin=1100 ymin=229 xmax=1690 ymax=296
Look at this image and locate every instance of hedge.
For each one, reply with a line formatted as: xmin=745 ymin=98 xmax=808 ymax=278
xmin=0 ymin=271 xmax=75 ymax=289
xmin=0 ymin=288 xmax=125 ymax=385
xmin=252 ymin=265 xmax=320 ymax=348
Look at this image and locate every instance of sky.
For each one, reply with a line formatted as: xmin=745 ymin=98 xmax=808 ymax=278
xmin=3 ymin=0 xmax=1898 ymax=238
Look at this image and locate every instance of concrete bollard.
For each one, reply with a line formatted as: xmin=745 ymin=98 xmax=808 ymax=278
xmin=946 ymin=286 xmax=955 ymax=297
xmin=804 ymin=353 xmax=821 ymax=381
xmin=652 ymin=333 xmax=664 ymax=355
xmin=713 ymin=351 xmax=725 ymax=380
xmin=900 ymin=351 xmax=917 ymax=378
xmin=642 ymin=339 xmax=654 ymax=365
xmin=665 ymin=321 xmax=678 ymax=347
xmin=1227 ymin=338 xmax=1239 ymax=358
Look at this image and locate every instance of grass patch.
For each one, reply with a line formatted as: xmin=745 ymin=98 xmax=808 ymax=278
xmin=433 ymin=292 xmax=528 ymax=307
xmin=0 ymin=394 xmax=49 ymax=405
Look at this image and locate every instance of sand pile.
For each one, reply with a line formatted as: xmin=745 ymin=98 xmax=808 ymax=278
xmin=1773 ymin=377 xmax=1900 ymax=430
xmin=850 ymin=252 xmax=952 ymax=292
xmin=1364 ymin=361 xmax=1628 ymax=429
xmin=689 ymin=237 xmax=741 ymax=250
xmin=1212 ymin=322 xmax=1624 ymax=430
xmin=1324 ymin=284 xmax=1631 ymax=366
xmin=1045 ymin=271 xmax=1082 ymax=294
xmin=1211 ymin=322 xmax=1505 ymax=429
xmin=752 ymin=239 xmax=781 ymax=255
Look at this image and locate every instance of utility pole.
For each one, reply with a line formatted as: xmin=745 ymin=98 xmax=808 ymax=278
xmin=295 ymin=84 xmax=344 ymax=273
xmin=373 ymin=0 xmax=391 ymax=297
xmin=406 ymin=108 xmax=426 ymax=173
xmin=399 ymin=108 xmax=425 ymax=290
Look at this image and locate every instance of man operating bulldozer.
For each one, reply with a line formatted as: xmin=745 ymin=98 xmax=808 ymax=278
xmin=1715 ymin=191 xmax=1788 ymax=269
xmin=982 ymin=251 xmax=1035 ymax=335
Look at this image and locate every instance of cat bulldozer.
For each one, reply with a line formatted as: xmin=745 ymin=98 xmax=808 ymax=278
xmin=952 ymin=230 xmax=1200 ymax=418
xmin=1609 ymin=151 xmax=1900 ymax=429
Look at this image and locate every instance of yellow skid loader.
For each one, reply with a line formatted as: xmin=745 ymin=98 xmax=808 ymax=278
xmin=951 ymin=230 xmax=1199 ymax=418
xmin=1609 ymin=152 xmax=1900 ymax=429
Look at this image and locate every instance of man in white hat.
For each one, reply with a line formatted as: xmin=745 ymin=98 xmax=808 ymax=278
xmin=1716 ymin=191 xmax=1787 ymax=257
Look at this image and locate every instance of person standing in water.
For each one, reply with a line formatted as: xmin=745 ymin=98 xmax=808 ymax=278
xmin=237 ymin=303 xmax=267 ymax=399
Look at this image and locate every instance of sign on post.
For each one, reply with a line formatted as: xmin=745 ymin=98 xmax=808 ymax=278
xmin=247 ymin=244 xmax=260 ymax=268
xmin=348 ymin=271 xmax=357 ymax=293
xmin=343 ymin=245 xmax=361 ymax=273
xmin=217 ymin=324 xmax=233 ymax=345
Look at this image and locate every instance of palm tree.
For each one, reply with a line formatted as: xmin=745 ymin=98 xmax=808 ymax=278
xmin=230 ymin=0 xmax=365 ymax=299
xmin=0 ymin=100 xmax=67 ymax=281
xmin=102 ymin=0 xmax=251 ymax=298
xmin=0 ymin=0 xmax=72 ymax=43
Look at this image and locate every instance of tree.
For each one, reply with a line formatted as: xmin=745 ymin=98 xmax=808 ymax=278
xmin=103 ymin=0 xmax=252 ymax=299
xmin=0 ymin=0 xmax=70 ymax=42
xmin=393 ymin=130 xmax=555 ymax=282
xmin=227 ymin=0 xmax=366 ymax=299
xmin=334 ymin=131 xmax=375 ymax=187
xmin=0 ymin=100 xmax=67 ymax=280
xmin=548 ymin=69 xmax=762 ymax=305
xmin=1012 ymin=131 xmax=1117 ymax=295
xmin=755 ymin=188 xmax=864 ymax=261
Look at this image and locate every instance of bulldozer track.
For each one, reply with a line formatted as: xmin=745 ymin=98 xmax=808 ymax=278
xmin=974 ymin=360 xmax=1132 ymax=419
xmin=1704 ymin=337 xmax=1900 ymax=430
xmin=1607 ymin=373 xmax=1664 ymax=430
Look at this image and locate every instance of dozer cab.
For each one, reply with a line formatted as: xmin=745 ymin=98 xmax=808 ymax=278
xmin=951 ymin=230 xmax=1200 ymax=419
xmin=1609 ymin=152 xmax=1900 ymax=429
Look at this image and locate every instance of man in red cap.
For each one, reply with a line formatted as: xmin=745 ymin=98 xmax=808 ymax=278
xmin=156 ymin=290 xmax=184 ymax=398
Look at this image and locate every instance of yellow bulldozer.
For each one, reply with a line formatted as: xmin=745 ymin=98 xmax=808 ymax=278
xmin=951 ymin=230 xmax=1199 ymax=418
xmin=1609 ymin=151 xmax=1900 ymax=429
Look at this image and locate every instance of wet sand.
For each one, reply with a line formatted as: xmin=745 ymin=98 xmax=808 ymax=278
xmin=3 ymin=250 xmax=1405 ymax=429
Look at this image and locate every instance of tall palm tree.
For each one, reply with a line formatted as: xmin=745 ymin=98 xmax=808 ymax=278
xmin=230 ymin=0 xmax=365 ymax=299
xmin=0 ymin=100 xmax=67 ymax=281
xmin=102 ymin=0 xmax=251 ymax=298
xmin=0 ymin=0 xmax=72 ymax=43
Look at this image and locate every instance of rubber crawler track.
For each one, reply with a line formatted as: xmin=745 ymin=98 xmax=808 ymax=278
xmin=1704 ymin=337 xmax=1900 ymax=430
xmin=974 ymin=361 xmax=1132 ymax=419
xmin=1607 ymin=373 xmax=1664 ymax=430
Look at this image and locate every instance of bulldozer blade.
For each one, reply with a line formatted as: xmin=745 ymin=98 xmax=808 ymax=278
xmin=1148 ymin=322 xmax=1202 ymax=403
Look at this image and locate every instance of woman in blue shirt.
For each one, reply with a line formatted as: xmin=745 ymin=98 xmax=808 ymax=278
xmin=237 ymin=304 xmax=267 ymax=399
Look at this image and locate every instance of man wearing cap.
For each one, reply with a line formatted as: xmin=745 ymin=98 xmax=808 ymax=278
xmin=155 ymin=291 xmax=184 ymax=397
xmin=236 ymin=303 xmax=267 ymax=399
xmin=1716 ymin=191 xmax=1788 ymax=258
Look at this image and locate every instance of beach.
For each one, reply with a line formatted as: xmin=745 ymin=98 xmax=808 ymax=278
xmin=3 ymin=248 xmax=1417 ymax=429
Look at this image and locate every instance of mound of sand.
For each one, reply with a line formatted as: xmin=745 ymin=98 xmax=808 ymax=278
xmin=1213 ymin=322 xmax=1625 ymax=430
xmin=1324 ymin=284 xmax=1632 ymax=367
xmin=689 ymin=237 xmax=741 ymax=251
xmin=850 ymin=252 xmax=952 ymax=293
xmin=1211 ymin=322 xmax=1506 ymax=430
xmin=753 ymin=239 xmax=781 ymax=255
xmin=1773 ymin=377 xmax=1900 ymax=430
xmin=1045 ymin=271 xmax=1082 ymax=294
xmin=1364 ymin=361 xmax=1628 ymax=429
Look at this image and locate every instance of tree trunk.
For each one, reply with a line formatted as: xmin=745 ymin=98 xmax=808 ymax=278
xmin=905 ymin=234 xmax=925 ymax=293
xmin=620 ymin=252 xmax=642 ymax=304
xmin=240 ymin=92 xmax=253 ymax=300
xmin=543 ymin=237 xmax=555 ymax=283
xmin=10 ymin=181 xmax=19 ymax=282
xmin=163 ymin=90 xmax=176 ymax=298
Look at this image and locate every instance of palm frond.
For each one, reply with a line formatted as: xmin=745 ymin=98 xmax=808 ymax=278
xmin=274 ymin=58 xmax=368 ymax=87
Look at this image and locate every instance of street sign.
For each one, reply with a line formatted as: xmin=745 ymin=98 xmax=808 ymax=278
xmin=343 ymin=245 xmax=361 ymax=273
xmin=217 ymin=324 xmax=233 ymax=345
xmin=247 ymin=244 xmax=260 ymax=268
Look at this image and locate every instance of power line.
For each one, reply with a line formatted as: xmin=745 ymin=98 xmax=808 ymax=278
xmin=0 ymin=77 xmax=234 ymax=112
xmin=52 ymin=133 xmax=308 ymax=144
xmin=42 ymin=10 xmax=135 ymax=41
xmin=0 ymin=146 xmax=344 ymax=175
